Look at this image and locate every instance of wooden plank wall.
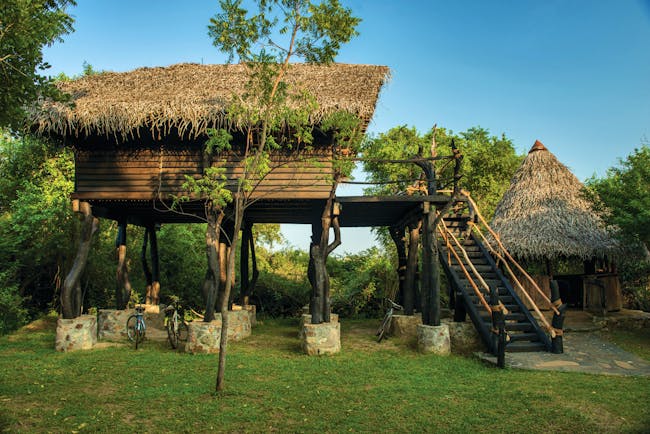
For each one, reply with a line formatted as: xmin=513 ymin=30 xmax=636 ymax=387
xmin=74 ymin=147 xmax=334 ymax=201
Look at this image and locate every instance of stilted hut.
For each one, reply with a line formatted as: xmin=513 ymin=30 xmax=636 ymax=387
xmin=490 ymin=140 xmax=621 ymax=313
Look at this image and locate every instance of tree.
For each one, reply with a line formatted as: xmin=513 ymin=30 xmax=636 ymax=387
xmin=0 ymin=0 xmax=76 ymax=131
xmin=204 ymin=0 xmax=361 ymax=392
xmin=586 ymin=144 xmax=650 ymax=250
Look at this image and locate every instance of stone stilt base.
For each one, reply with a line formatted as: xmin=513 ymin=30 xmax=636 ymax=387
xmin=186 ymin=320 xmax=222 ymax=354
xmin=233 ymin=304 xmax=257 ymax=327
xmin=185 ymin=310 xmax=252 ymax=354
xmin=390 ymin=314 xmax=422 ymax=338
xmin=97 ymin=309 xmax=132 ymax=341
xmin=417 ymin=324 xmax=451 ymax=355
xmin=443 ymin=318 xmax=483 ymax=354
xmin=299 ymin=314 xmax=339 ymax=339
xmin=55 ymin=315 xmax=97 ymax=352
xmin=301 ymin=322 xmax=341 ymax=355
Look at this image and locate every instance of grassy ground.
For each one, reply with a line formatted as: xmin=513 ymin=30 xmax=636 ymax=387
xmin=1 ymin=316 xmax=649 ymax=433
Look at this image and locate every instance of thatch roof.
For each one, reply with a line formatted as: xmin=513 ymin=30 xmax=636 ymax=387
xmin=31 ymin=63 xmax=390 ymax=141
xmin=490 ymin=140 xmax=617 ymax=261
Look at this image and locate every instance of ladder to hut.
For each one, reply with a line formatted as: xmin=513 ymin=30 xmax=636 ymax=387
xmin=437 ymin=194 xmax=562 ymax=353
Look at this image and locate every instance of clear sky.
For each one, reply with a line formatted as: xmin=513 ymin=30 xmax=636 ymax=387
xmin=43 ymin=0 xmax=650 ymax=253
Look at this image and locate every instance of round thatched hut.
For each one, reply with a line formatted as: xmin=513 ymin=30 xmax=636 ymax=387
xmin=490 ymin=140 xmax=621 ymax=312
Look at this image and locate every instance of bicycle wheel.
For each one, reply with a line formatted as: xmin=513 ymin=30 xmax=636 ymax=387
xmin=167 ymin=314 xmax=178 ymax=349
xmin=126 ymin=315 xmax=137 ymax=342
xmin=135 ymin=322 xmax=143 ymax=350
xmin=376 ymin=314 xmax=392 ymax=343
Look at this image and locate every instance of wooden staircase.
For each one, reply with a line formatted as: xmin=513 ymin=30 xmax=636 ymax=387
xmin=439 ymin=216 xmax=552 ymax=353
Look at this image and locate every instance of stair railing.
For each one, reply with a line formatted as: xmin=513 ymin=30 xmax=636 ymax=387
xmin=438 ymin=220 xmax=493 ymax=315
xmin=460 ymin=192 xmax=560 ymax=338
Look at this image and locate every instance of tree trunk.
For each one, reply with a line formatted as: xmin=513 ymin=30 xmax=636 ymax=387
xmin=217 ymin=195 xmax=244 ymax=392
xmin=240 ymin=222 xmax=250 ymax=304
xmin=203 ymin=208 xmax=224 ymax=322
xmin=115 ymin=220 xmax=132 ymax=310
xmin=62 ymin=201 xmax=98 ymax=319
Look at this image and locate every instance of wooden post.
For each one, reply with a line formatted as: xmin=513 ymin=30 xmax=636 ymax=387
xmin=420 ymin=203 xmax=440 ymax=326
xmin=115 ymin=219 xmax=132 ymax=310
xmin=389 ymin=225 xmax=407 ymax=307
xmin=550 ymin=280 xmax=567 ymax=354
xmin=240 ymin=222 xmax=259 ymax=306
xmin=404 ymin=221 xmax=420 ymax=315
xmin=203 ymin=207 xmax=224 ymax=322
xmin=490 ymin=285 xmax=506 ymax=367
xmin=309 ymin=222 xmax=324 ymax=324
xmin=61 ymin=201 xmax=98 ymax=319
xmin=309 ymin=197 xmax=341 ymax=324
xmin=142 ymin=226 xmax=153 ymax=304
xmin=217 ymin=224 xmax=232 ymax=312
xmin=149 ymin=224 xmax=160 ymax=306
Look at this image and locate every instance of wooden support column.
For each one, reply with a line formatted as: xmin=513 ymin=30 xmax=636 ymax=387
xmin=115 ymin=219 xmax=132 ymax=310
xmin=489 ymin=286 xmax=506 ymax=368
xmin=217 ymin=221 xmax=234 ymax=311
xmin=142 ymin=226 xmax=153 ymax=304
xmin=550 ymin=280 xmax=567 ymax=354
xmin=404 ymin=221 xmax=421 ymax=316
xmin=61 ymin=200 xmax=99 ymax=319
xmin=239 ymin=222 xmax=259 ymax=306
xmin=309 ymin=222 xmax=324 ymax=324
xmin=309 ymin=198 xmax=341 ymax=324
xmin=420 ymin=202 xmax=440 ymax=326
xmin=389 ymin=225 xmax=407 ymax=307
xmin=240 ymin=223 xmax=250 ymax=304
xmin=203 ymin=207 xmax=224 ymax=322
xmin=149 ymin=224 xmax=160 ymax=306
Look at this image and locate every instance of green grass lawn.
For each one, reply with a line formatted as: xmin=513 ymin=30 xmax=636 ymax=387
xmin=1 ymin=316 xmax=649 ymax=433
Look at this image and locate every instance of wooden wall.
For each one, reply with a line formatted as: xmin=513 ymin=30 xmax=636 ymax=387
xmin=74 ymin=147 xmax=334 ymax=201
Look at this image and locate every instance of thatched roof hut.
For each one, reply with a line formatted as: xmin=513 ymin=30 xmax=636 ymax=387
xmin=31 ymin=62 xmax=390 ymax=141
xmin=490 ymin=140 xmax=617 ymax=262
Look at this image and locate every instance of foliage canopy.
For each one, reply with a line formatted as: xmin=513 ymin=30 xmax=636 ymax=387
xmin=0 ymin=0 xmax=76 ymax=131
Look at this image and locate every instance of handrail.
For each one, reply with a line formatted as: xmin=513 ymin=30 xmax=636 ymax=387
xmin=462 ymin=193 xmax=559 ymax=316
xmin=438 ymin=222 xmax=492 ymax=314
xmin=471 ymin=222 xmax=556 ymax=337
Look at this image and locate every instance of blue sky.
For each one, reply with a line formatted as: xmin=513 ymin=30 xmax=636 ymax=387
xmin=43 ymin=1 xmax=650 ymax=253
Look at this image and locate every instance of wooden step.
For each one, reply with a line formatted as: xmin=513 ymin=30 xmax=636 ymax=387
xmin=506 ymin=341 xmax=546 ymax=352
xmin=508 ymin=332 xmax=540 ymax=342
xmin=504 ymin=322 xmax=534 ymax=332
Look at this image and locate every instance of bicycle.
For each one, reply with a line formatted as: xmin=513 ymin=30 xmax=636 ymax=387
xmin=164 ymin=297 xmax=188 ymax=349
xmin=376 ymin=299 xmax=403 ymax=343
xmin=126 ymin=305 xmax=146 ymax=349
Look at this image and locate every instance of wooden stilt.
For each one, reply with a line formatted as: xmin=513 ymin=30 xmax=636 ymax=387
xmin=203 ymin=208 xmax=223 ymax=322
xmin=404 ymin=221 xmax=420 ymax=315
xmin=309 ymin=197 xmax=341 ymax=324
xmin=420 ymin=203 xmax=440 ymax=326
xmin=115 ymin=219 xmax=132 ymax=310
xmin=240 ymin=223 xmax=250 ymax=305
xmin=389 ymin=225 xmax=407 ymax=307
xmin=149 ymin=224 xmax=160 ymax=305
xmin=61 ymin=202 xmax=98 ymax=319
xmin=142 ymin=226 xmax=153 ymax=304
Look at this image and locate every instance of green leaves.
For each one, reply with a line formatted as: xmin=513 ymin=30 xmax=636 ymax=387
xmin=0 ymin=0 xmax=76 ymax=131
xmin=586 ymin=144 xmax=650 ymax=250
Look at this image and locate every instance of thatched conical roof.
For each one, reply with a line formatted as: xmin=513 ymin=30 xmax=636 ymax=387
xmin=31 ymin=63 xmax=390 ymax=141
xmin=490 ymin=140 xmax=617 ymax=261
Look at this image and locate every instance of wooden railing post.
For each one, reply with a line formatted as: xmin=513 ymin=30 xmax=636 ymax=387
xmin=489 ymin=285 xmax=506 ymax=368
xmin=550 ymin=280 xmax=567 ymax=354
